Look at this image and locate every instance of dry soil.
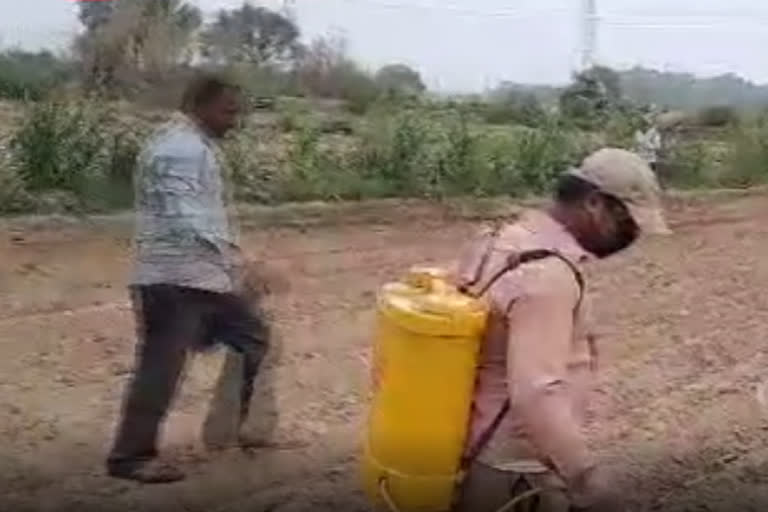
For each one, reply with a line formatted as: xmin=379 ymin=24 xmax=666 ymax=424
xmin=3 ymin=193 xmax=768 ymax=511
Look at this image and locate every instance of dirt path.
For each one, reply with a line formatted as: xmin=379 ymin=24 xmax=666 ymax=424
xmin=3 ymin=193 xmax=768 ymax=511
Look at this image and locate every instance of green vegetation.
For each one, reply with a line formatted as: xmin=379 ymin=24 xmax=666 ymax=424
xmin=0 ymin=50 xmax=74 ymax=101
xmin=1 ymin=0 xmax=768 ymax=214
xmin=222 ymin=103 xmax=594 ymax=203
xmin=5 ymin=100 xmax=144 ymax=212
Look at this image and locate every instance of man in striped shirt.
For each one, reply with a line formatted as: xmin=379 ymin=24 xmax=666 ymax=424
xmin=107 ymin=73 xmax=275 ymax=484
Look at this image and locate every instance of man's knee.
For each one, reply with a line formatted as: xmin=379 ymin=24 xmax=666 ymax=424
xmin=209 ymin=292 xmax=271 ymax=349
xmin=456 ymin=463 xmax=568 ymax=512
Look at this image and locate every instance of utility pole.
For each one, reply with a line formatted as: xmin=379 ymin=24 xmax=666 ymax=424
xmin=581 ymin=0 xmax=597 ymax=71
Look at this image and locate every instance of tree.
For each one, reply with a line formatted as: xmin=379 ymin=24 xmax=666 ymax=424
xmin=0 ymin=50 xmax=75 ymax=100
xmin=483 ymin=90 xmax=546 ymax=127
xmin=78 ymin=2 xmax=115 ymax=32
xmin=201 ymin=3 xmax=301 ymax=67
xmin=588 ymin=65 xmax=622 ymax=101
xmin=559 ymin=67 xmax=620 ymax=127
xmin=133 ymin=0 xmax=202 ymax=71
xmin=374 ymin=64 xmax=425 ymax=96
xmin=296 ymin=34 xmax=380 ymax=112
xmin=78 ymin=0 xmax=201 ymax=39
xmin=76 ymin=0 xmax=202 ymax=91
xmin=141 ymin=0 xmax=202 ymax=31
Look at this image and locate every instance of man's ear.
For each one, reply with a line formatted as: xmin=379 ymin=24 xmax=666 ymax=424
xmin=582 ymin=192 xmax=604 ymax=220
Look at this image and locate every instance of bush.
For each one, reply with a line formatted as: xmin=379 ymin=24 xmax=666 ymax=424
xmin=697 ymin=106 xmax=739 ymax=128
xmin=374 ymin=64 xmax=426 ymax=97
xmin=661 ymin=115 xmax=766 ymax=189
xmin=15 ymin=91 xmax=768 ymax=215
xmin=0 ymin=163 xmax=34 ymax=214
xmin=276 ymin=99 xmax=310 ymax=132
xmin=433 ymin=110 xmax=480 ymax=196
xmin=11 ymin=100 xmax=109 ymax=194
xmin=661 ymin=141 xmax=716 ymax=188
xmin=0 ymin=50 xmax=74 ymax=101
xmin=296 ymin=35 xmax=383 ymax=114
xmin=601 ymin=109 xmax=645 ymax=149
xmin=261 ymin=105 xmax=587 ymax=202
xmin=720 ymin=119 xmax=768 ymax=187
xmin=480 ymin=93 xmax=546 ymax=128
xmin=94 ymin=127 xmax=142 ymax=209
xmin=9 ymin=99 xmax=141 ymax=211
xmin=356 ymin=109 xmax=433 ymax=196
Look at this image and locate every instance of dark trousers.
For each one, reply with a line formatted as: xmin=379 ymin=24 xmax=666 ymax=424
xmin=455 ymin=461 xmax=570 ymax=512
xmin=107 ymin=284 xmax=270 ymax=470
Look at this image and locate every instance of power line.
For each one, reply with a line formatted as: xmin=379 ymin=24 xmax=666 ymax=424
xmin=304 ymin=0 xmax=768 ymax=33
xmin=313 ymin=0 xmax=768 ymax=22
xmin=330 ymin=0 xmax=571 ymax=19
xmin=196 ymin=0 xmax=768 ymax=25
xmin=604 ymin=20 xmax=768 ymax=30
xmin=603 ymin=9 xmax=768 ymax=19
xmin=604 ymin=13 xmax=768 ymax=25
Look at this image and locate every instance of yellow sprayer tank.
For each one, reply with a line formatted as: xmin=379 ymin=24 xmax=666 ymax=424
xmin=362 ymin=266 xmax=488 ymax=512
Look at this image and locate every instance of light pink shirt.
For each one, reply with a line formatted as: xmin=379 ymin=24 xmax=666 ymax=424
xmin=457 ymin=209 xmax=596 ymax=484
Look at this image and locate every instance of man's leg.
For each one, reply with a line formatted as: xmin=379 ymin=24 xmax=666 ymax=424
xmin=527 ymin=472 xmax=570 ymax=512
xmin=106 ymin=284 xmax=202 ymax=483
xmin=201 ymin=350 xmax=248 ymax=450
xmin=455 ymin=461 xmax=569 ymax=512
xmin=203 ymin=291 xmax=271 ymax=447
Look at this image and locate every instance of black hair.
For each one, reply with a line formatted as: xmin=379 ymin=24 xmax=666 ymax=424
xmin=180 ymin=72 xmax=240 ymax=113
xmin=554 ymin=173 xmax=639 ymax=257
xmin=554 ymin=172 xmax=601 ymax=204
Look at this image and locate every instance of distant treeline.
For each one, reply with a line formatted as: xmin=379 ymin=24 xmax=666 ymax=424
xmin=493 ymin=66 xmax=768 ymax=112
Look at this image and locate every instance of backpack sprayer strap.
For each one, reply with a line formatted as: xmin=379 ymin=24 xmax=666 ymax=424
xmin=465 ymin=249 xmax=584 ymax=300
xmin=457 ymin=244 xmax=585 ymax=476
xmin=460 ymin=398 xmax=511 ymax=471
xmin=456 ymin=222 xmax=504 ymax=296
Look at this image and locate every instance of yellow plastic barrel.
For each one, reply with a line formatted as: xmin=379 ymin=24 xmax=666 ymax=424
xmin=362 ymin=266 xmax=488 ymax=512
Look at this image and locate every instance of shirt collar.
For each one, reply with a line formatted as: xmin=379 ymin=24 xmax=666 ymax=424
xmin=170 ymin=112 xmax=217 ymax=148
xmin=516 ymin=208 xmax=592 ymax=264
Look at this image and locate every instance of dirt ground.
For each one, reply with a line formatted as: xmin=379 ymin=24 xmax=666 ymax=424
xmin=3 ymin=192 xmax=768 ymax=512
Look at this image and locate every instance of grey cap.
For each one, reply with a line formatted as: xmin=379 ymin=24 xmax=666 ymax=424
xmin=566 ymin=148 xmax=671 ymax=235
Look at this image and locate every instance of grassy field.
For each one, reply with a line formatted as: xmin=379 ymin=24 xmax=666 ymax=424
xmin=1 ymin=93 xmax=766 ymax=217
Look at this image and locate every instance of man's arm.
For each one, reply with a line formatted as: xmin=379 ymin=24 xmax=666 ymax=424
xmin=504 ymin=259 xmax=594 ymax=483
xmin=504 ymin=262 xmax=621 ymax=510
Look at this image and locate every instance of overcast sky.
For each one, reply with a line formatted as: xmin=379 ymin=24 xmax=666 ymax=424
xmin=3 ymin=0 xmax=768 ymax=92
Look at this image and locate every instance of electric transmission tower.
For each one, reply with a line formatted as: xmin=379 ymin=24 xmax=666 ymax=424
xmin=282 ymin=0 xmax=297 ymax=21
xmin=581 ymin=0 xmax=597 ymax=71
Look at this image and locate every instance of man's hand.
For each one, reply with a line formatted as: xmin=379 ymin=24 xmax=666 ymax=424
xmin=239 ymin=259 xmax=290 ymax=299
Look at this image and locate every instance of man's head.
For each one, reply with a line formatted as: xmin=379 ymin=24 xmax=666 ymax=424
xmin=642 ymin=112 xmax=655 ymax=126
xmin=553 ymin=148 xmax=670 ymax=259
xmin=181 ymin=72 xmax=242 ymax=138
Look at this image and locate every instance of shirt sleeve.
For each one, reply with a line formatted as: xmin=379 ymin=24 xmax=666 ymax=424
xmin=503 ymin=259 xmax=595 ymax=484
